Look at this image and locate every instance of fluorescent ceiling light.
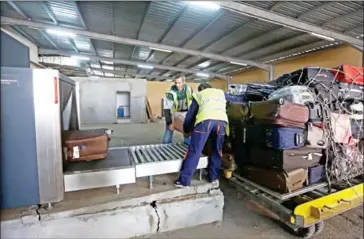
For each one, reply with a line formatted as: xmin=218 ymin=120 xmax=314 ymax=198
xmin=101 ymin=61 xmax=114 ymax=65
xmin=196 ymin=72 xmax=209 ymax=78
xmin=198 ymin=61 xmax=210 ymax=68
xmin=102 ymin=65 xmax=114 ymax=70
xmin=230 ymin=61 xmax=247 ymax=66
xmin=46 ymin=29 xmax=76 ymax=38
xmin=90 ymin=63 xmax=101 ymax=68
xmin=104 ymin=73 xmax=114 ymax=77
xmin=149 ymin=47 xmax=172 ymax=53
xmin=92 ymin=70 xmax=104 ymax=76
xmin=310 ymin=33 xmax=335 ymax=41
xmin=187 ymin=1 xmax=220 ymax=10
xmin=137 ymin=64 xmax=154 ymax=69
xmin=71 ymin=55 xmax=90 ymax=61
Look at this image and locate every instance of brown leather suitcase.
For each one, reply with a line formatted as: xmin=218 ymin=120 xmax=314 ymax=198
xmin=249 ymin=99 xmax=309 ymax=124
xmin=172 ymin=112 xmax=187 ymax=133
xmin=63 ymin=130 xmax=109 ymax=161
xmin=248 ymin=146 xmax=323 ymax=171
xmin=242 ymin=166 xmax=308 ymax=193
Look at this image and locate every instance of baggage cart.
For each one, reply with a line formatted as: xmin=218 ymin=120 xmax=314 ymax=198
xmin=229 ymin=174 xmax=363 ymax=238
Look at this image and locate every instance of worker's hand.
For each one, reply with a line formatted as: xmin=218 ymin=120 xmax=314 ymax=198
xmin=168 ymin=124 xmax=174 ymax=131
xmin=183 ymin=132 xmax=191 ymax=137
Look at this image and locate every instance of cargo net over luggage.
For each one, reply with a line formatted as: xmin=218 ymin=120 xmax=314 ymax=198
xmin=272 ymin=66 xmax=364 ymax=185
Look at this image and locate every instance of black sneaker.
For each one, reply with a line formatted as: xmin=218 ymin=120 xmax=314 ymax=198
xmin=174 ymin=180 xmax=189 ymax=188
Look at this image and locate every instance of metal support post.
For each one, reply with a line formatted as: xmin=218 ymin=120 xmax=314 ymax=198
xmin=199 ymin=169 xmax=203 ymax=181
xmin=227 ymin=76 xmax=232 ymax=90
xmin=116 ymin=184 xmax=120 ymax=194
xmin=149 ymin=175 xmax=153 ymax=189
xmin=47 ymin=203 xmax=52 ymax=209
xmin=268 ymin=65 xmax=274 ymax=82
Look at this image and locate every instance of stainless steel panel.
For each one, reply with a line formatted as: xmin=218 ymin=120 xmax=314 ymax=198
xmin=33 ymin=69 xmax=64 ymax=204
xmin=64 ymin=167 xmax=136 ymax=192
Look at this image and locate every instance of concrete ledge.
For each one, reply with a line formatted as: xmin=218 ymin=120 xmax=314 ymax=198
xmin=1 ymin=184 xmax=224 ymax=238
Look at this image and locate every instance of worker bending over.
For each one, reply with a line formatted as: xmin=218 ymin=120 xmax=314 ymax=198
xmin=163 ymin=74 xmax=193 ymax=145
xmin=174 ymin=83 xmax=228 ymax=187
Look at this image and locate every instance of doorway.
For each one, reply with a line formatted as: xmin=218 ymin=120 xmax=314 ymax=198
xmin=116 ymin=91 xmax=130 ymax=123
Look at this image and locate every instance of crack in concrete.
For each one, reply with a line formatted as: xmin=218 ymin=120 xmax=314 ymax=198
xmin=150 ymin=201 xmax=160 ymax=232
xmin=35 ymin=204 xmax=41 ymax=221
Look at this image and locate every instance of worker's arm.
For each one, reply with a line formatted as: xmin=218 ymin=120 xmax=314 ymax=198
xmin=163 ymin=93 xmax=175 ymax=126
xmin=225 ymin=93 xmax=235 ymax=102
xmin=183 ymin=99 xmax=199 ymax=133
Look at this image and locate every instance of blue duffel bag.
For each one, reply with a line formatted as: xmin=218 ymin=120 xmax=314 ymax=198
xmin=243 ymin=124 xmax=305 ymax=149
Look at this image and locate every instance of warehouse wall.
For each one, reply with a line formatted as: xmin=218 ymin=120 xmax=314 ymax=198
xmin=146 ymin=79 xmax=226 ymax=117
xmin=232 ymin=45 xmax=363 ymax=84
xmin=72 ymin=78 xmax=147 ymax=124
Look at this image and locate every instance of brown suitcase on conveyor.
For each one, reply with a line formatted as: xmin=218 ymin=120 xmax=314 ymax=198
xmin=249 ymin=99 xmax=309 ymax=128
xmin=63 ymin=130 xmax=109 ymax=161
xmin=242 ymin=166 xmax=308 ymax=193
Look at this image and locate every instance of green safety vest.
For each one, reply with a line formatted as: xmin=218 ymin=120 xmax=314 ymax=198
xmin=165 ymin=85 xmax=193 ymax=113
xmin=193 ymin=88 xmax=229 ymax=135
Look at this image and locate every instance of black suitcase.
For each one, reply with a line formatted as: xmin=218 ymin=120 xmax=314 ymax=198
xmin=248 ymin=146 xmax=323 ymax=171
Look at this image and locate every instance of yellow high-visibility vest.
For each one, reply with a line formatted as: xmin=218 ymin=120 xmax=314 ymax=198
xmin=193 ymin=88 xmax=229 ymax=135
xmin=165 ymin=85 xmax=193 ymax=113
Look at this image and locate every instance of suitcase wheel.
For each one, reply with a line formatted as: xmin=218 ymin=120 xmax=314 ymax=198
xmin=314 ymin=221 xmax=324 ymax=234
xmin=296 ymin=225 xmax=315 ymax=239
xmin=279 ymin=98 xmax=285 ymax=105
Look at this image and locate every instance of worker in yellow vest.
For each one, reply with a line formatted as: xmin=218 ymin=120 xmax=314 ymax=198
xmin=174 ymin=83 xmax=228 ymax=187
xmin=163 ymin=74 xmax=193 ymax=144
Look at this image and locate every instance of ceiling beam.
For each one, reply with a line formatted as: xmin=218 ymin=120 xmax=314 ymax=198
xmin=6 ymin=1 xmax=60 ymax=50
xmin=1 ymin=16 xmax=270 ymax=71
xmin=158 ymin=10 xmax=225 ymax=76
xmin=129 ymin=2 xmax=151 ymax=61
xmin=218 ymin=2 xmax=362 ymax=47
xmin=38 ymin=49 xmax=228 ymax=80
xmin=145 ymin=5 xmax=189 ymax=63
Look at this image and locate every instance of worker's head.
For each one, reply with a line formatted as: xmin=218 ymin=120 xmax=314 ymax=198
xmin=174 ymin=74 xmax=186 ymax=92
xmin=198 ymin=82 xmax=212 ymax=92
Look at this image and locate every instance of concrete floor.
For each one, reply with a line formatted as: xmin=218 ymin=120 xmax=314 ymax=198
xmin=81 ymin=123 xmax=363 ymax=239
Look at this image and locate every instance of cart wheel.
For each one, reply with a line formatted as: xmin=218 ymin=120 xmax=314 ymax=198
xmin=279 ymin=98 xmax=285 ymax=105
xmin=296 ymin=225 xmax=315 ymax=239
xmin=315 ymin=221 xmax=324 ymax=234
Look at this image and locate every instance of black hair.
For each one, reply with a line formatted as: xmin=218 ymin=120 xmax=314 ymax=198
xmin=198 ymin=82 xmax=212 ymax=91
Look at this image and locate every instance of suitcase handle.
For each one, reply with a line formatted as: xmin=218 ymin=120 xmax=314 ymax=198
xmin=294 ymin=134 xmax=305 ymax=146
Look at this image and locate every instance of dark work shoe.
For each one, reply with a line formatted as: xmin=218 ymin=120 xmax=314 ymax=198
xmin=174 ymin=180 xmax=189 ymax=188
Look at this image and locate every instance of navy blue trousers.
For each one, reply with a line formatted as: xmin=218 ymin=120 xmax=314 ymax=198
xmin=177 ymin=120 xmax=226 ymax=186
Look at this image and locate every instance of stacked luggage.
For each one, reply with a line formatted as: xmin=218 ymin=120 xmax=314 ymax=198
xmin=227 ymin=64 xmax=364 ymax=194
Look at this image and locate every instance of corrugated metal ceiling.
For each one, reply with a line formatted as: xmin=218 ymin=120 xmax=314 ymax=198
xmin=1 ymin=1 xmax=363 ymax=81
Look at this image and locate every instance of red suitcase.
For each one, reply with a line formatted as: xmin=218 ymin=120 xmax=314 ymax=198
xmin=63 ymin=130 xmax=109 ymax=161
xmin=249 ymin=99 xmax=309 ymax=128
xmin=335 ymin=65 xmax=364 ymax=86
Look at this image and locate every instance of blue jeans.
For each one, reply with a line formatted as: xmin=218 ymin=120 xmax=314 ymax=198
xmin=162 ymin=126 xmax=191 ymax=145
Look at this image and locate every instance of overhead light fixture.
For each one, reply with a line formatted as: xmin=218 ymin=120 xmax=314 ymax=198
xmin=149 ymin=47 xmax=172 ymax=53
xmin=187 ymin=1 xmax=220 ymax=10
xmin=198 ymin=61 xmax=210 ymax=68
xmin=46 ymin=29 xmax=76 ymax=38
xmin=310 ymin=33 xmax=335 ymax=42
xmin=137 ymin=64 xmax=154 ymax=69
xmin=102 ymin=65 xmax=114 ymax=70
xmin=71 ymin=55 xmax=90 ymax=61
xmin=196 ymin=72 xmax=210 ymax=78
xmin=90 ymin=63 xmax=101 ymax=68
xmin=230 ymin=61 xmax=247 ymax=66
xmin=101 ymin=61 xmax=114 ymax=65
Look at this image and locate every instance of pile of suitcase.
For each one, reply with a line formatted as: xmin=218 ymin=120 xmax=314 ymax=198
xmin=227 ymin=64 xmax=364 ymax=194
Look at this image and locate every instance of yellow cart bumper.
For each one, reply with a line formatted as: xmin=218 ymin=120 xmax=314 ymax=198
xmin=293 ymin=183 xmax=363 ymax=227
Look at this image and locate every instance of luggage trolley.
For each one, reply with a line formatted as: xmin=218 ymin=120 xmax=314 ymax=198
xmin=230 ymin=174 xmax=363 ymax=238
